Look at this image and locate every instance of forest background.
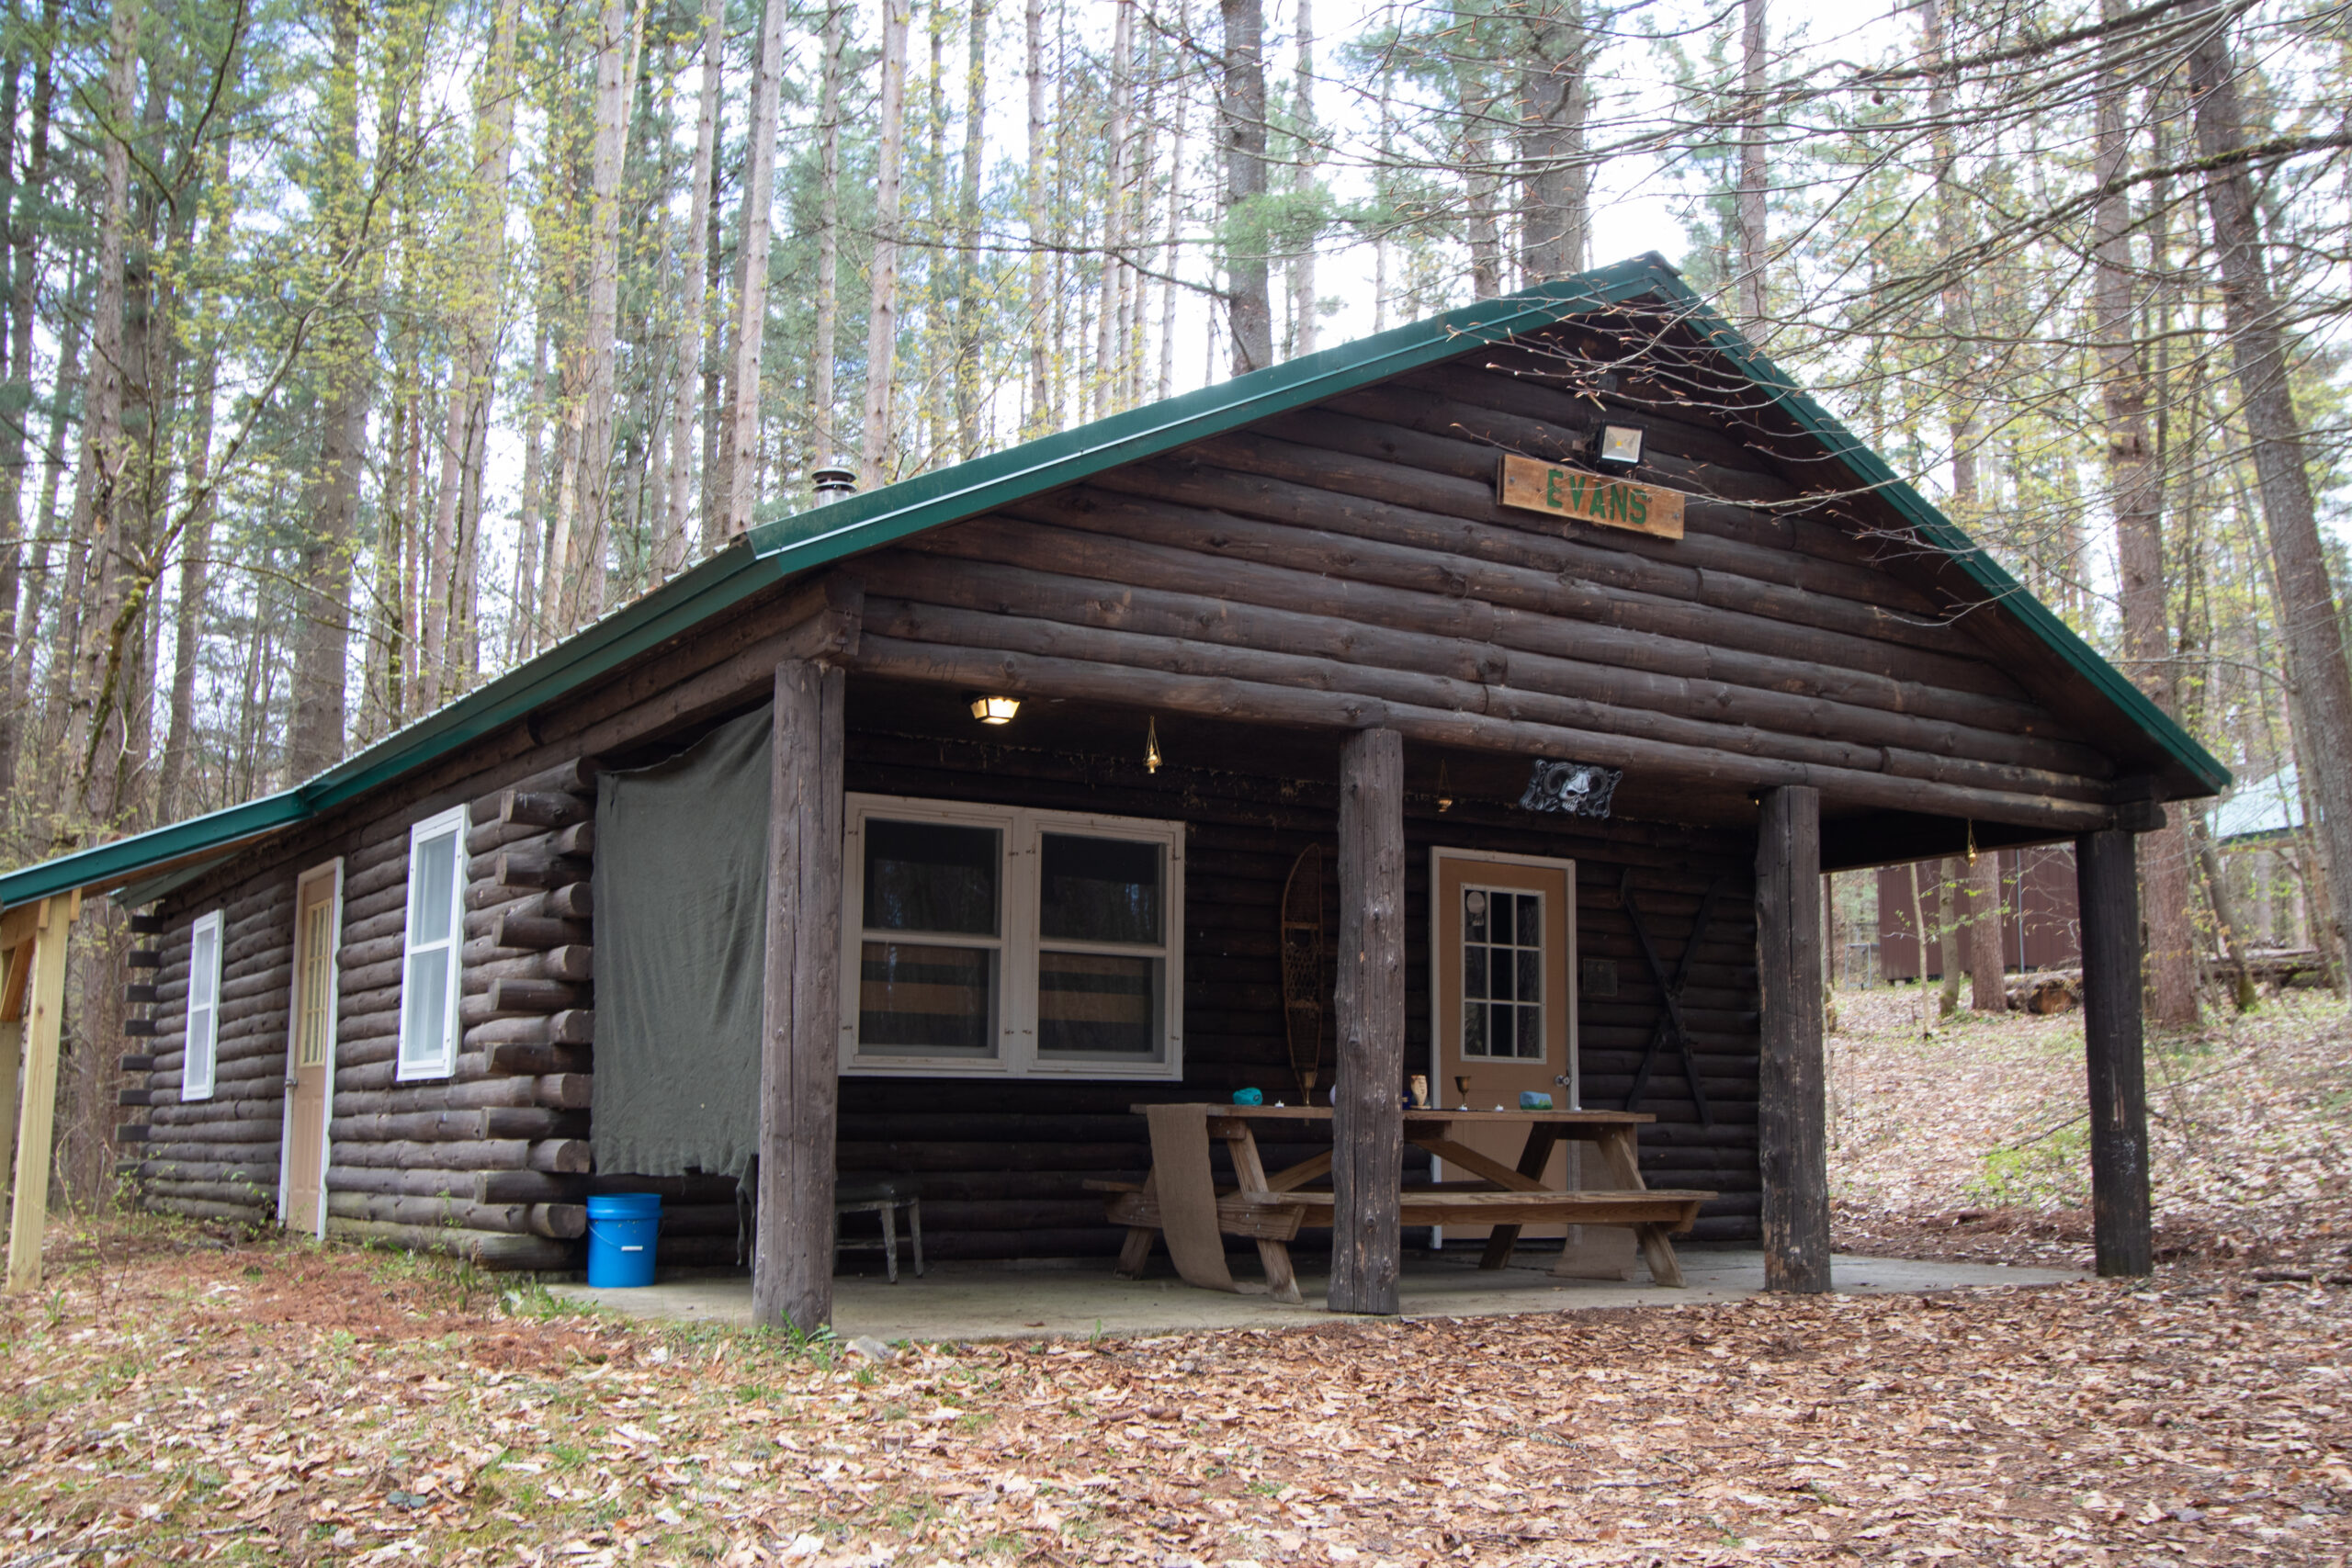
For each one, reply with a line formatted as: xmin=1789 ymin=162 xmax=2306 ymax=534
xmin=0 ymin=0 xmax=2345 ymax=1193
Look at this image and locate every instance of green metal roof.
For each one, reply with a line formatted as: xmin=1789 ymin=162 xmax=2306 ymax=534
xmin=0 ymin=253 xmax=2227 ymax=909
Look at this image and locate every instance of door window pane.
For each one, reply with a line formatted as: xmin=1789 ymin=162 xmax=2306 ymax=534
xmin=1038 ymin=951 xmax=1160 ymax=1056
xmin=864 ymin=820 xmax=1001 ymax=935
xmin=859 ymin=941 xmax=998 ymax=1055
xmin=1463 ymin=885 xmax=1544 ymax=1062
xmin=1039 ymin=834 xmax=1161 ymax=943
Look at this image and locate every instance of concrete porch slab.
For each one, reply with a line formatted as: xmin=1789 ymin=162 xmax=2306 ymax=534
xmin=549 ymin=1248 xmax=2084 ymax=1343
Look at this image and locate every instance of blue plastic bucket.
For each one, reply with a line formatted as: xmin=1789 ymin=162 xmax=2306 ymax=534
xmin=586 ymin=1193 xmax=661 ymax=1288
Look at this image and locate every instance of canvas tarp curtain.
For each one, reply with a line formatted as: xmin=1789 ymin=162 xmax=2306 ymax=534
xmin=590 ymin=705 xmax=772 ymax=1179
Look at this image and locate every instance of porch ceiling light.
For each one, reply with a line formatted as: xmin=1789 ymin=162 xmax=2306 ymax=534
xmin=1594 ymin=423 xmax=1645 ymax=469
xmin=968 ymin=694 xmax=1021 ymax=726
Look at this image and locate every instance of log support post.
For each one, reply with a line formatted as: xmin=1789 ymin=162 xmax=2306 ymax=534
xmin=1757 ymin=786 xmax=1830 ymax=1292
xmin=6 ymin=896 xmax=74 ymax=1292
xmin=2076 ymin=828 xmax=2152 ymax=1276
xmin=754 ymin=660 xmax=846 ymax=1332
xmin=1329 ymin=728 xmax=1404 ymax=1314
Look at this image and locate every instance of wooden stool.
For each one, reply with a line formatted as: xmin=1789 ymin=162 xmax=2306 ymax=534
xmin=833 ymin=1175 xmax=924 ymax=1282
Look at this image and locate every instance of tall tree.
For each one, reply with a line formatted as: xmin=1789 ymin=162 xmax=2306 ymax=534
xmin=286 ymin=0 xmax=375 ymax=783
xmin=1516 ymin=0 xmax=1589 ymax=282
xmin=2183 ymin=0 xmax=2352 ymax=966
xmin=663 ymin=0 xmax=723 ymax=570
xmin=2094 ymin=0 xmax=2194 ymax=1023
xmin=1218 ymin=0 xmax=1270 ymax=372
xmin=718 ymin=0 xmax=788 ymax=538
xmin=861 ymin=0 xmax=910 ymax=486
xmin=1735 ymin=0 xmax=1766 ymax=332
xmin=809 ymin=0 xmax=846 ymax=469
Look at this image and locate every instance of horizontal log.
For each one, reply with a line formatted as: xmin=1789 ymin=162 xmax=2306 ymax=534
xmin=327 ymin=1166 xmax=587 ymax=1204
xmin=464 ymin=1010 xmax=595 ymax=1049
xmin=325 ymin=1075 xmax=593 ymax=1116
xmin=328 ymin=1107 xmax=587 ymax=1142
xmin=487 ymin=977 xmax=585 ymax=1014
xmin=494 ymin=849 xmax=590 ymax=889
xmin=127 ymin=947 xmax=162 ymax=969
xmin=459 ymin=943 xmax=594 ymax=984
xmin=129 ymin=911 xmax=164 ymax=934
xmin=124 ymin=1157 xmax=277 ymax=1185
xmin=866 ymin=597 xmax=2104 ymax=804
xmin=532 ymin=1139 xmax=593 ymax=1173
xmin=545 ymin=883 xmax=593 ymax=920
xmin=145 ymin=1196 xmax=270 ymax=1224
xmin=484 ymin=1040 xmax=591 ymax=1075
xmin=324 ymin=1137 xmax=534 ymax=1170
xmin=322 ymin=1217 xmax=575 ymax=1270
xmin=503 ymin=756 xmax=604 ymax=802
xmin=140 ymin=1177 xmax=278 ymax=1206
xmin=123 ymin=1018 xmax=158 ymax=1038
xmin=125 ymin=982 xmax=157 ymax=1005
xmin=323 ymin=1191 xmax=584 ymax=1238
xmin=492 ymin=913 xmax=594 ymax=953
xmin=502 ymin=789 xmax=591 ymax=829
xmin=118 ymin=1054 xmax=155 ymax=1073
xmin=848 ymin=635 xmax=2115 ymax=831
xmin=341 ymin=907 xmax=407 ymax=949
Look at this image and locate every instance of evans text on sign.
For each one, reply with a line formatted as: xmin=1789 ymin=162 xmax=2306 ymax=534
xmin=1497 ymin=453 xmax=1685 ymax=540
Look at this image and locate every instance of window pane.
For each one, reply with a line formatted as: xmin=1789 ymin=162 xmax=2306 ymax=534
xmin=863 ymin=820 xmax=1000 ymax=935
xmin=409 ymin=830 xmax=458 ymax=945
xmin=1490 ymin=947 xmax=1514 ymax=1001
xmin=1491 ymin=892 xmax=1514 ymax=945
xmin=1037 ymin=951 xmax=1159 ymax=1055
xmin=1464 ymin=1001 xmax=1487 ymax=1057
xmin=1515 ymin=1004 xmax=1542 ymax=1059
xmin=402 ymin=950 xmax=449 ymax=1069
xmin=859 ymin=941 xmax=997 ymax=1055
xmin=1517 ymin=949 xmax=1542 ymax=1005
xmin=1039 ymin=835 xmax=1161 ymax=944
xmin=190 ymin=925 xmax=218 ymax=1008
xmin=1464 ymin=945 xmax=1487 ymax=999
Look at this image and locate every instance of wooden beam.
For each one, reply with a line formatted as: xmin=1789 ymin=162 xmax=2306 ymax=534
xmin=754 ymin=659 xmax=847 ymax=1332
xmin=1329 ymin=728 xmax=1405 ymax=1314
xmin=7 ymin=897 xmax=73 ymax=1292
xmin=1757 ymin=785 xmax=1831 ymax=1293
xmin=2076 ymin=829 xmax=2152 ymax=1276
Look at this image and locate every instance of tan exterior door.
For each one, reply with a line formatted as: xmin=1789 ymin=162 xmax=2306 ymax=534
xmin=281 ymin=864 xmax=341 ymax=1235
xmin=1430 ymin=850 xmax=1577 ymax=1240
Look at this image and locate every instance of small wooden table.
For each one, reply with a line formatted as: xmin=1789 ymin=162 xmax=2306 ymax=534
xmin=1093 ymin=1105 xmax=1713 ymax=1305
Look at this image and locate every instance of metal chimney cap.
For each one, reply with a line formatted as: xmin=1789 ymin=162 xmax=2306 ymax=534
xmin=810 ymin=465 xmax=858 ymax=503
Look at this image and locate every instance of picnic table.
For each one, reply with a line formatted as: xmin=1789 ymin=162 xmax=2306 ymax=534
xmin=1091 ymin=1104 xmax=1713 ymax=1305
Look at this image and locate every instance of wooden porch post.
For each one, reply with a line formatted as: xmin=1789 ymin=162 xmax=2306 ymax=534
xmin=1329 ymin=728 xmax=1404 ymax=1314
xmin=1756 ymin=786 xmax=1831 ymax=1292
xmin=7 ymin=896 xmax=74 ymax=1292
xmin=2075 ymin=828 xmax=2152 ymax=1276
xmin=754 ymin=660 xmax=847 ymax=1332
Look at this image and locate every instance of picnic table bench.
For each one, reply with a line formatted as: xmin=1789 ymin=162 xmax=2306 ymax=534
xmin=1091 ymin=1104 xmax=1713 ymax=1305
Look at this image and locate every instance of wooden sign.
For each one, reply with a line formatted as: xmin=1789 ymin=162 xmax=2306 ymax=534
xmin=1497 ymin=453 xmax=1685 ymax=540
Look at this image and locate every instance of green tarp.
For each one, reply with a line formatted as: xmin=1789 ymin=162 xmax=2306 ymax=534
xmin=589 ymin=705 xmax=771 ymax=1179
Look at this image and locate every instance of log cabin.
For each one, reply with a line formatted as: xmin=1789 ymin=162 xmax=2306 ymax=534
xmin=0 ymin=255 xmax=2226 ymax=1323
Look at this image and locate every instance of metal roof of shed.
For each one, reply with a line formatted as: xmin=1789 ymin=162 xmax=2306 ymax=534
xmin=0 ymin=254 xmax=2230 ymax=909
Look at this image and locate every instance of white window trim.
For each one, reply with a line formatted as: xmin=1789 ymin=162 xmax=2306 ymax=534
xmin=840 ymin=794 xmax=1185 ymax=1079
xmin=184 ymin=909 xmax=223 ymax=1102
xmin=396 ymin=804 xmax=469 ymax=1082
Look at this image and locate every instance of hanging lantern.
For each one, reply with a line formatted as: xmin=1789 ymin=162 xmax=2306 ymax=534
xmin=1145 ymin=716 xmax=1162 ymax=774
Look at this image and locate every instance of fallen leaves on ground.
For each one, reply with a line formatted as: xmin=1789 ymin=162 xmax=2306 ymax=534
xmin=0 ymin=994 xmax=2346 ymax=1565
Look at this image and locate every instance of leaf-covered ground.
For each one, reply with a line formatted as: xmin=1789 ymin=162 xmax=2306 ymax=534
xmin=3 ymin=991 xmax=2348 ymax=1566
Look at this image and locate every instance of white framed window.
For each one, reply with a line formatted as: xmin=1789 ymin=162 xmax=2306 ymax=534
xmin=184 ymin=909 xmax=223 ymax=1102
xmin=841 ymin=795 xmax=1184 ymax=1078
xmin=397 ymin=804 xmax=469 ymax=1081
xmin=1461 ymin=885 xmax=1546 ymax=1061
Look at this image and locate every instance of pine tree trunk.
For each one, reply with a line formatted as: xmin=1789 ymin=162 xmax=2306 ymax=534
xmin=2094 ymin=0 xmax=2195 ymax=1027
xmin=1735 ymin=0 xmax=1766 ymax=332
xmin=718 ymin=0 xmax=788 ymax=537
xmin=1516 ymin=0 xmax=1588 ymax=283
xmin=421 ymin=0 xmax=519 ymax=708
xmin=662 ymin=0 xmax=723 ymax=570
xmin=1023 ymin=0 xmax=1048 ymax=433
xmin=286 ymin=0 xmax=373 ymax=784
xmin=1289 ymin=0 xmax=1316 ymax=357
xmin=1935 ymin=861 xmax=1962 ymax=1018
xmin=570 ymin=0 xmax=640 ymax=623
xmin=1218 ymin=0 xmax=1271 ymax=373
xmin=2184 ymin=0 xmax=2352 ymax=967
xmin=1462 ymin=69 xmax=1501 ymax=299
xmin=861 ymin=0 xmax=910 ymax=487
xmin=0 ymin=0 xmax=57 ymax=807
xmin=1967 ymin=852 xmax=2004 ymax=1010
xmin=1093 ymin=0 xmax=1133 ymax=412
xmin=65 ymin=0 xmax=141 ymax=831
xmin=951 ymin=0 xmax=986 ymax=457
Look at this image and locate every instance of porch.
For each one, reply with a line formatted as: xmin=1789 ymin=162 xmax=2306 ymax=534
xmin=552 ymin=1247 xmax=2085 ymax=1342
